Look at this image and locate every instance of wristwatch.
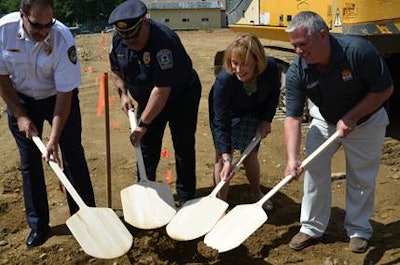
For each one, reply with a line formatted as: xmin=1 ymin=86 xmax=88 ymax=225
xmin=222 ymin=156 xmax=232 ymax=163
xmin=138 ymin=118 xmax=150 ymax=129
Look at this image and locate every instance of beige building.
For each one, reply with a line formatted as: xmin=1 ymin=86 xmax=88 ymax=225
xmin=142 ymin=0 xmax=226 ymax=30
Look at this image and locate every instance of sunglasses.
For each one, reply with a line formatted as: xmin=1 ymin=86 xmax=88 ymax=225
xmin=26 ymin=15 xmax=56 ymax=29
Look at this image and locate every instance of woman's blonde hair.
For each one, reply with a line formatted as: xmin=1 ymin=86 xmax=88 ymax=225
xmin=223 ymin=33 xmax=267 ymax=77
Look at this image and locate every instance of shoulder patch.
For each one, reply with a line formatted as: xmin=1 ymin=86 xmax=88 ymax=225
xmin=156 ymin=49 xmax=173 ymax=70
xmin=68 ymin=46 xmax=77 ymax=65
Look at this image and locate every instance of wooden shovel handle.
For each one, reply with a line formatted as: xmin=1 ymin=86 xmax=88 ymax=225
xmin=210 ymin=133 xmax=262 ymax=197
xmin=32 ymin=136 xmax=86 ymax=209
xmin=128 ymin=109 xmax=149 ymax=181
xmin=257 ymin=131 xmax=340 ymax=206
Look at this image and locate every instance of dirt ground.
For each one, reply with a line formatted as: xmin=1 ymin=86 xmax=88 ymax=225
xmin=1 ymin=29 xmax=400 ymax=265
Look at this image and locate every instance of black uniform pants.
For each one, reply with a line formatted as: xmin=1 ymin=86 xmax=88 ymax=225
xmin=7 ymin=89 xmax=95 ymax=230
xmin=137 ymin=75 xmax=201 ymax=203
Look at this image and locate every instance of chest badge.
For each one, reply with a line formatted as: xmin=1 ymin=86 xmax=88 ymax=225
xmin=341 ymin=69 xmax=353 ymax=82
xmin=143 ymin=52 xmax=151 ymax=66
xmin=44 ymin=43 xmax=53 ymax=56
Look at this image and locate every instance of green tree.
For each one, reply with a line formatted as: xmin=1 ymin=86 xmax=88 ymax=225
xmin=0 ymin=0 xmax=20 ymax=14
xmin=55 ymin=0 xmax=124 ymax=25
xmin=1 ymin=0 xmax=124 ymax=27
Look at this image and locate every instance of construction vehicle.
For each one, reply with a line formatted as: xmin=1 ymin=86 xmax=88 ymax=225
xmin=215 ymin=0 xmax=400 ymax=124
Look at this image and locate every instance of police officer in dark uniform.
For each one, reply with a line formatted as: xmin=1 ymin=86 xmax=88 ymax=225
xmin=108 ymin=0 xmax=202 ymax=205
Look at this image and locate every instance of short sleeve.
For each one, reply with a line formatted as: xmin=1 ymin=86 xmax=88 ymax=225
xmin=285 ymin=61 xmax=307 ymax=117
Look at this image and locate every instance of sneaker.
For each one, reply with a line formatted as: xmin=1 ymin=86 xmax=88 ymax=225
xmin=262 ymin=199 xmax=274 ymax=211
xmin=289 ymin=232 xmax=317 ymax=251
xmin=349 ymin=237 xmax=368 ymax=253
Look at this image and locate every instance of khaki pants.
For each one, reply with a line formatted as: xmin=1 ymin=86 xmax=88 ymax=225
xmin=299 ymin=106 xmax=388 ymax=240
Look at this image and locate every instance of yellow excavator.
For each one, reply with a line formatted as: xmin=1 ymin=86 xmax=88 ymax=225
xmin=215 ymin=0 xmax=400 ymax=123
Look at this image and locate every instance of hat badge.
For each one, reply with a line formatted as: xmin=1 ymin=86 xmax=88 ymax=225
xmin=117 ymin=21 xmax=128 ymax=29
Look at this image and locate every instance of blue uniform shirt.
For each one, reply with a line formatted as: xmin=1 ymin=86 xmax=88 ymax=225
xmin=209 ymin=57 xmax=280 ymax=154
xmin=285 ymin=34 xmax=393 ymax=124
xmin=109 ymin=20 xmax=194 ymax=104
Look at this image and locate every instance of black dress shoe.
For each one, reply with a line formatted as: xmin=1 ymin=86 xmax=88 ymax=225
xmin=26 ymin=226 xmax=51 ymax=248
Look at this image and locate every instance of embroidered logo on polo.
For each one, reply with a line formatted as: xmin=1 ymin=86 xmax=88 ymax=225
xmin=156 ymin=49 xmax=173 ymax=70
xmin=341 ymin=69 xmax=353 ymax=82
xmin=68 ymin=46 xmax=77 ymax=64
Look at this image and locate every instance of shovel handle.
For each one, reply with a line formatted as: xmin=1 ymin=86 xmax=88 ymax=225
xmin=32 ymin=136 xmax=87 ymax=209
xmin=300 ymin=131 xmax=340 ymax=168
xmin=257 ymin=131 xmax=340 ymax=206
xmin=128 ymin=109 xmax=149 ymax=182
xmin=210 ymin=133 xmax=262 ymax=197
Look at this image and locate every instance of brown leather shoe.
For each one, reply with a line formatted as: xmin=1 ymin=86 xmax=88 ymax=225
xmin=289 ymin=232 xmax=317 ymax=251
xmin=349 ymin=237 xmax=368 ymax=253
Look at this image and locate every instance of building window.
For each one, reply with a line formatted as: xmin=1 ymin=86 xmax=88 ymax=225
xmin=201 ymin=18 xmax=209 ymax=22
xmin=165 ymin=18 xmax=170 ymax=23
xmin=182 ymin=18 xmax=190 ymax=22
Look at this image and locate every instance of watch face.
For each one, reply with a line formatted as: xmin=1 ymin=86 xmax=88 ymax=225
xmin=138 ymin=119 xmax=150 ymax=128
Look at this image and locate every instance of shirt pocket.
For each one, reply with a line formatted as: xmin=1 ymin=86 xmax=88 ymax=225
xmin=36 ymin=54 xmax=54 ymax=77
xmin=1 ymin=50 xmax=26 ymax=75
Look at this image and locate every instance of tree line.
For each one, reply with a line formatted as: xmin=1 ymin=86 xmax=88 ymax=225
xmin=0 ymin=0 xmax=124 ymax=26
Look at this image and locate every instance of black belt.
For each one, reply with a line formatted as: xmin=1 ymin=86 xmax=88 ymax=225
xmin=357 ymin=106 xmax=383 ymax=125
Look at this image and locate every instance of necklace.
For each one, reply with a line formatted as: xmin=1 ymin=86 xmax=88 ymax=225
xmin=243 ymin=78 xmax=257 ymax=96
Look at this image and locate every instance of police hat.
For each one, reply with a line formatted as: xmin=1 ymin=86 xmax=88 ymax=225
xmin=108 ymin=0 xmax=147 ymax=38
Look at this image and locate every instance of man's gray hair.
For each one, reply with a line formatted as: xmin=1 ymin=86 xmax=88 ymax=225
xmin=286 ymin=11 xmax=329 ymax=35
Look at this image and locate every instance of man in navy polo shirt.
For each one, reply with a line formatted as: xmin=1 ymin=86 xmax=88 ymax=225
xmin=108 ymin=0 xmax=202 ymax=205
xmin=283 ymin=11 xmax=393 ymax=253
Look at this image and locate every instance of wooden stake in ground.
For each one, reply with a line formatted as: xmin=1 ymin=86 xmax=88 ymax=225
xmin=102 ymin=72 xmax=112 ymax=208
xmin=32 ymin=136 xmax=133 ymax=259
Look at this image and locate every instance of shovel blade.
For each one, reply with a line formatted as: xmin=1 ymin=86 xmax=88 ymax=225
xmin=204 ymin=203 xmax=267 ymax=252
xmin=66 ymin=207 xmax=133 ymax=259
xmin=121 ymin=182 xmax=176 ymax=229
xmin=166 ymin=196 xmax=228 ymax=241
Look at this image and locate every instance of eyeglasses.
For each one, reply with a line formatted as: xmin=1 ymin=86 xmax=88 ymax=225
xmin=26 ymin=15 xmax=56 ymax=29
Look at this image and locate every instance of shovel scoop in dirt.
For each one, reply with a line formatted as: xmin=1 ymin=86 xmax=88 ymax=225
xmin=204 ymin=131 xmax=340 ymax=252
xmin=166 ymin=134 xmax=261 ymax=241
xmin=33 ymin=136 xmax=133 ymax=259
xmin=120 ymin=109 xmax=176 ymax=229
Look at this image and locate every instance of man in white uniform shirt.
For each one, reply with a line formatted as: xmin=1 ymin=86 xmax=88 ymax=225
xmin=0 ymin=0 xmax=95 ymax=248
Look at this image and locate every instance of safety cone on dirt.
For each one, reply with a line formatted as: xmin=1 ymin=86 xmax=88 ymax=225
xmin=166 ymin=170 xmax=174 ymax=185
xmin=161 ymin=149 xmax=169 ymax=158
